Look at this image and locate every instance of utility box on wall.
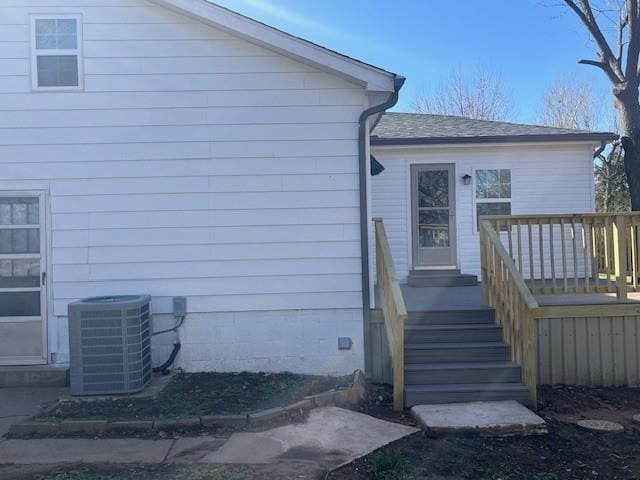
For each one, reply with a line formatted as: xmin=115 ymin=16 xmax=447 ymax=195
xmin=68 ymin=295 xmax=152 ymax=395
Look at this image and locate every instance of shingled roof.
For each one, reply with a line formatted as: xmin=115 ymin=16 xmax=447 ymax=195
xmin=371 ymin=112 xmax=617 ymax=145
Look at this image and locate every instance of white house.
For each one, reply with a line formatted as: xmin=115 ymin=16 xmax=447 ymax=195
xmin=370 ymin=113 xmax=615 ymax=285
xmin=0 ymin=0 xmax=614 ymax=379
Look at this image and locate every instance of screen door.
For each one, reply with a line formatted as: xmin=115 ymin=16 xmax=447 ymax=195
xmin=411 ymin=164 xmax=457 ymax=268
xmin=0 ymin=194 xmax=47 ymax=365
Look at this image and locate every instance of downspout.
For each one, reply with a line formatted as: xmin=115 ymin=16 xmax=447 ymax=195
xmin=358 ymin=76 xmax=405 ymax=336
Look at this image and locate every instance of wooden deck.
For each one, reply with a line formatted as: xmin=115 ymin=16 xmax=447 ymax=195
xmin=371 ymin=214 xmax=640 ymax=407
xmin=378 ymin=284 xmax=640 ymax=312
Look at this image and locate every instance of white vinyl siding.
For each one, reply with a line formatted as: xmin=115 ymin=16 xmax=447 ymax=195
xmin=371 ymin=143 xmax=597 ymax=281
xmin=0 ymin=0 xmax=368 ymax=374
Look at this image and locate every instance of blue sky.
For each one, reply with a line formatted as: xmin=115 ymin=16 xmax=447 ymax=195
xmin=215 ymin=0 xmax=615 ymax=126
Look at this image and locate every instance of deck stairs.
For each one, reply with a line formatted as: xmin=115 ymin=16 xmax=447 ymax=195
xmin=403 ymin=307 xmax=530 ymax=407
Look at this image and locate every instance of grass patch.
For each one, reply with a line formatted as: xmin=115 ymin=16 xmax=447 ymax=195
xmin=174 ymin=466 xmax=254 ymax=480
xmin=34 ymin=471 xmax=123 ymax=480
xmin=367 ymin=451 xmax=409 ymax=480
xmin=38 ymin=371 xmax=349 ymax=421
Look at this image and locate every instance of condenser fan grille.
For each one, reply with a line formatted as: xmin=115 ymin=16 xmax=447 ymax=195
xmin=68 ymin=295 xmax=152 ymax=395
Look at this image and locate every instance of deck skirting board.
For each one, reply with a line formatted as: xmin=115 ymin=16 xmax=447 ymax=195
xmin=537 ymin=315 xmax=640 ymax=387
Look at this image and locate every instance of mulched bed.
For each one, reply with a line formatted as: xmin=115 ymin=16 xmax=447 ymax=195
xmin=38 ymin=371 xmax=350 ymax=421
xmin=330 ymin=385 xmax=640 ymax=480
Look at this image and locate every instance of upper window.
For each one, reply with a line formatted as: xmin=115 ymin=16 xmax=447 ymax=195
xmin=30 ymin=15 xmax=83 ymax=90
xmin=475 ymin=169 xmax=512 ymax=230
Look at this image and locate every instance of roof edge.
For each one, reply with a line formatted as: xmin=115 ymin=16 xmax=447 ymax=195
xmin=370 ymin=132 xmax=618 ymax=146
xmin=150 ymin=0 xmax=398 ymax=92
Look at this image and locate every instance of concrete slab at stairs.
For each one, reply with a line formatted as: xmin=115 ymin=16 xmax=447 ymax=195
xmin=412 ymin=400 xmax=547 ymax=435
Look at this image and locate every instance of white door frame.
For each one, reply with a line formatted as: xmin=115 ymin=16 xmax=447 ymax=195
xmin=0 ymin=190 xmax=48 ymax=366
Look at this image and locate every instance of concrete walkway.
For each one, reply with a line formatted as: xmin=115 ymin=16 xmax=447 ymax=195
xmin=0 ymin=407 xmax=417 ymax=470
xmin=0 ymin=387 xmax=65 ymax=438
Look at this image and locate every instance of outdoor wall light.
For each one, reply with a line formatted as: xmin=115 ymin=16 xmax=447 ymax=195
xmin=462 ymin=174 xmax=472 ymax=185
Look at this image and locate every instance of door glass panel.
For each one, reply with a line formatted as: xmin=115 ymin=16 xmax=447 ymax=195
xmin=0 ymin=260 xmax=40 ymax=288
xmin=0 ymin=321 xmax=43 ymax=356
xmin=0 ymin=229 xmax=40 ymax=254
xmin=419 ymin=210 xmax=450 ymax=247
xmin=416 ymin=169 xmax=451 ymax=249
xmin=0 ymin=292 xmax=41 ymax=317
xmin=0 ymin=197 xmax=39 ymax=225
xmin=418 ymin=170 xmax=449 ymax=207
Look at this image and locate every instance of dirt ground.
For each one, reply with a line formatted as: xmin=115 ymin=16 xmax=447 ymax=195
xmin=0 ymin=463 xmax=325 ymax=480
xmin=5 ymin=385 xmax=640 ymax=480
xmin=330 ymin=385 xmax=640 ymax=480
xmin=39 ymin=372 xmax=351 ymax=421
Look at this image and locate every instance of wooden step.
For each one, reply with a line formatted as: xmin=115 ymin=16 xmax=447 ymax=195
xmin=404 ymin=383 xmax=530 ymax=407
xmin=406 ymin=309 xmax=495 ymax=325
xmin=407 ymin=273 xmax=478 ymax=287
xmin=404 ymin=361 xmax=521 ymax=385
xmin=404 ymin=342 xmax=512 ymax=364
xmin=405 ymin=324 xmax=503 ymax=343
xmin=409 ymin=269 xmax=462 ymax=277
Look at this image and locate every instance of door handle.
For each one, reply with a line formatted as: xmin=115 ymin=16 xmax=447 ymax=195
xmin=42 ymin=271 xmax=46 ymax=286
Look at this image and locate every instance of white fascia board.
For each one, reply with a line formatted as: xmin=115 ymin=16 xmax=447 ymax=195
xmin=150 ymin=0 xmax=397 ymax=92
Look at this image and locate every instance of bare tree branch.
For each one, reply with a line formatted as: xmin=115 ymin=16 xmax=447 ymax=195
xmin=564 ymin=0 xmax=625 ymax=82
xmin=538 ymin=75 xmax=602 ymax=130
xmin=578 ymin=58 xmax=612 ymax=69
xmin=412 ymin=66 xmax=515 ymax=121
xmin=562 ymin=0 xmax=640 ymax=210
xmin=616 ymin=7 xmax=628 ymax=67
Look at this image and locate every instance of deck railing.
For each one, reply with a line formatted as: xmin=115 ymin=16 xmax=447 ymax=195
xmin=482 ymin=213 xmax=640 ymax=300
xmin=480 ymin=212 xmax=640 ymax=405
xmin=480 ymin=219 xmax=540 ymax=405
xmin=373 ymin=217 xmax=407 ymax=411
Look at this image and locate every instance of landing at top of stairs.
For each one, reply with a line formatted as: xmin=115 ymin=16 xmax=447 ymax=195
xmin=408 ymin=270 xmax=478 ymax=288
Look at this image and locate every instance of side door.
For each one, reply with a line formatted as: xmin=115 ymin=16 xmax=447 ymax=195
xmin=0 ymin=193 xmax=47 ymax=365
xmin=411 ymin=164 xmax=457 ymax=268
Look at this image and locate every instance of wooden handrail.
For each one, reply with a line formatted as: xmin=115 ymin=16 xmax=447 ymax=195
xmin=481 ymin=221 xmax=539 ymax=311
xmin=481 ymin=212 xmax=640 ymax=299
xmin=373 ymin=217 xmax=407 ymax=411
xmin=480 ymin=219 xmax=540 ymax=406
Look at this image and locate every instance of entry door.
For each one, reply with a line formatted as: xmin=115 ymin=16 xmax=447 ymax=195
xmin=0 ymin=194 xmax=47 ymax=365
xmin=411 ymin=164 xmax=457 ymax=268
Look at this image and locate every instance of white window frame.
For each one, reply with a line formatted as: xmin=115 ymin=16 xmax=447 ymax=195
xmin=30 ymin=14 xmax=84 ymax=92
xmin=473 ymin=168 xmax=512 ymax=232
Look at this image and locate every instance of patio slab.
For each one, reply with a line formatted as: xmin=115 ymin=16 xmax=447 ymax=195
xmin=0 ymin=438 xmax=174 ymax=464
xmin=0 ymin=387 xmax=65 ymax=438
xmin=0 ymin=407 xmax=417 ymax=469
xmin=412 ymin=400 xmax=547 ymax=435
xmin=199 ymin=406 xmax=418 ymax=469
